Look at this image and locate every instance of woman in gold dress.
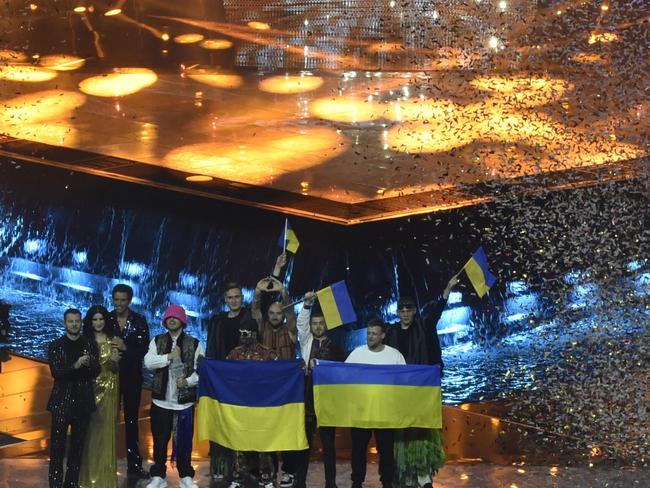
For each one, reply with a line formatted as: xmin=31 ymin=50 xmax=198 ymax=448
xmin=79 ymin=305 xmax=121 ymax=488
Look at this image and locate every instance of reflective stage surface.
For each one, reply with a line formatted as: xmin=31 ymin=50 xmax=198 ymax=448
xmin=1 ymin=0 xmax=648 ymax=222
xmin=0 ymin=458 xmax=648 ymax=488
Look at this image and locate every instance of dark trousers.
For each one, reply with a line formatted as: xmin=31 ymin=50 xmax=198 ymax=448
xmin=350 ymin=428 xmax=394 ymax=488
xmin=295 ymin=416 xmax=337 ymax=488
xmin=120 ymin=374 xmax=143 ymax=470
xmin=149 ymin=404 xmax=196 ymax=479
xmin=49 ymin=414 xmax=90 ymax=488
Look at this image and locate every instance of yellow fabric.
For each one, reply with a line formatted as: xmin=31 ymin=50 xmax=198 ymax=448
xmin=285 ymin=228 xmax=300 ymax=253
xmin=197 ymin=397 xmax=308 ymax=452
xmin=315 ymin=286 xmax=343 ymax=329
xmin=314 ymin=384 xmax=442 ymax=429
xmin=79 ymin=341 xmax=119 ymax=488
xmin=464 ymin=258 xmax=491 ymax=297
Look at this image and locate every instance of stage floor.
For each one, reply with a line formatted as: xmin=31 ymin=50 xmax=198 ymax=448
xmin=0 ymin=458 xmax=647 ymax=488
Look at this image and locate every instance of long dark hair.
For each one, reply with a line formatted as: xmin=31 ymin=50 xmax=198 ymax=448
xmin=83 ymin=305 xmax=114 ymax=338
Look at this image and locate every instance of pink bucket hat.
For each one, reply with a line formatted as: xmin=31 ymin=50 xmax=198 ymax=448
xmin=162 ymin=304 xmax=187 ymax=326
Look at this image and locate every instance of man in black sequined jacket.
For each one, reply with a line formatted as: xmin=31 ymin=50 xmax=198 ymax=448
xmin=47 ymin=308 xmax=100 ymax=488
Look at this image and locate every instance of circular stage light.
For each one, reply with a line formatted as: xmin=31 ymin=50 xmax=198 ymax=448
xmin=0 ymin=65 xmax=57 ymax=82
xmin=200 ymin=39 xmax=234 ymax=50
xmin=185 ymin=175 xmax=214 ymax=182
xmin=39 ymin=54 xmax=85 ymax=71
xmin=309 ymin=96 xmax=391 ymax=123
xmin=163 ymin=127 xmax=348 ymax=185
xmin=258 ymin=75 xmax=324 ymax=94
xmin=78 ymin=68 xmax=158 ymax=97
xmin=247 ymin=21 xmax=271 ymax=30
xmin=470 ymin=75 xmax=573 ymax=107
xmin=0 ymin=49 xmax=28 ymax=64
xmin=174 ymin=34 xmax=205 ymax=44
xmin=186 ymin=69 xmax=243 ymax=89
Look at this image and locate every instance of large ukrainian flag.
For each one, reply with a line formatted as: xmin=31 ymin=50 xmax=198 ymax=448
xmin=197 ymin=359 xmax=308 ymax=451
xmin=313 ymin=361 xmax=442 ymax=429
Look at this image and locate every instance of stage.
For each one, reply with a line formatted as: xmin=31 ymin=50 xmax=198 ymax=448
xmin=0 ymin=457 xmax=647 ymax=488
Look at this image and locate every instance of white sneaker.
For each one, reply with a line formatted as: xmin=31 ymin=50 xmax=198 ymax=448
xmin=228 ymin=481 xmax=243 ymax=488
xmin=261 ymin=482 xmax=275 ymax=488
xmin=179 ymin=476 xmax=199 ymax=488
xmin=146 ymin=476 xmax=168 ymax=488
xmin=279 ymin=472 xmax=294 ymax=488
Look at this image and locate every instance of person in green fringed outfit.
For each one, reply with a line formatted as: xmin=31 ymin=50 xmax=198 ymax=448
xmin=79 ymin=305 xmax=121 ymax=488
xmin=385 ymin=275 xmax=459 ymax=488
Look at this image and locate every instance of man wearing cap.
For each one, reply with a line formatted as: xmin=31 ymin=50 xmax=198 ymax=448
xmin=144 ymin=305 xmax=203 ymax=488
xmin=385 ymin=275 xmax=459 ymax=488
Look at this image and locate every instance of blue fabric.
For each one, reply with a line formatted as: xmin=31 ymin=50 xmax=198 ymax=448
xmin=198 ymin=359 xmax=304 ymax=406
xmin=472 ymin=246 xmax=497 ymax=287
xmin=313 ymin=361 xmax=441 ymax=387
xmin=330 ymin=281 xmax=357 ymax=324
xmin=171 ymin=406 xmax=194 ymax=465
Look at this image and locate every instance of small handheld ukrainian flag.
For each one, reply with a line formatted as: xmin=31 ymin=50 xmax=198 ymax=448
xmin=278 ymin=218 xmax=300 ymax=253
xmin=462 ymin=246 xmax=496 ymax=298
xmin=315 ymin=281 xmax=357 ymax=330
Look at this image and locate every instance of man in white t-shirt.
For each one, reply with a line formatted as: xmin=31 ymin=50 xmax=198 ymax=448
xmin=345 ymin=318 xmax=405 ymax=488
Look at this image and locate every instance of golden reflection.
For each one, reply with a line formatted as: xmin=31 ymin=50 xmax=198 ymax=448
xmin=186 ymin=175 xmax=214 ymax=182
xmin=392 ymin=99 xmax=455 ymax=122
xmin=73 ymin=6 xmax=87 ymax=13
xmin=470 ymin=75 xmax=572 ymax=107
xmin=163 ymin=128 xmax=347 ymax=185
xmin=588 ymin=32 xmax=618 ymax=44
xmin=259 ymin=75 xmax=324 ymax=94
xmin=0 ymin=49 xmax=28 ymax=63
xmin=570 ymin=52 xmax=606 ymax=64
xmin=388 ymin=119 xmax=478 ymax=153
xmin=0 ymin=90 xmax=84 ymax=145
xmin=174 ymin=33 xmax=205 ymax=44
xmin=367 ymin=42 xmax=404 ymax=53
xmin=105 ymin=8 xmax=122 ymax=17
xmin=187 ymin=69 xmax=243 ymax=89
xmin=39 ymin=54 xmax=85 ymax=71
xmin=78 ymin=68 xmax=157 ymax=97
xmin=200 ymin=39 xmax=234 ymax=50
xmin=247 ymin=21 xmax=271 ymax=30
xmin=0 ymin=65 xmax=57 ymax=82
xmin=310 ymin=96 xmax=391 ymax=123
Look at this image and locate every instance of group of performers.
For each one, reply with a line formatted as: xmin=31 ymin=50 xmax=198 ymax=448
xmin=46 ymin=253 xmax=458 ymax=488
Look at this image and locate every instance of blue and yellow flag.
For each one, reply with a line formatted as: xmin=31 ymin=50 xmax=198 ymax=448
xmin=463 ymin=246 xmax=496 ymax=298
xmin=315 ymin=281 xmax=356 ymax=329
xmin=197 ymin=359 xmax=308 ymax=451
xmin=313 ymin=361 xmax=442 ymax=429
xmin=277 ymin=218 xmax=300 ymax=253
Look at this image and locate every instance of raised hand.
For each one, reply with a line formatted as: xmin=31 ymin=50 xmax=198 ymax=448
xmin=304 ymin=291 xmax=316 ymax=306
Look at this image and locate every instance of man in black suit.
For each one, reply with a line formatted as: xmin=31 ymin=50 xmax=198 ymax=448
xmin=108 ymin=283 xmax=150 ymax=478
xmin=47 ymin=308 xmax=100 ymax=488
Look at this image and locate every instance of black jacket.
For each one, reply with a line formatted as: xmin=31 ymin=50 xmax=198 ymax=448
xmin=206 ymin=307 xmax=256 ymax=359
xmin=385 ymin=296 xmax=445 ymax=369
xmin=47 ymin=335 xmax=100 ymax=418
xmin=109 ymin=309 xmax=149 ymax=379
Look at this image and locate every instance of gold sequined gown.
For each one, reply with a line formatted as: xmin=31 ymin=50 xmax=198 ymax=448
xmin=79 ymin=341 xmax=119 ymax=488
